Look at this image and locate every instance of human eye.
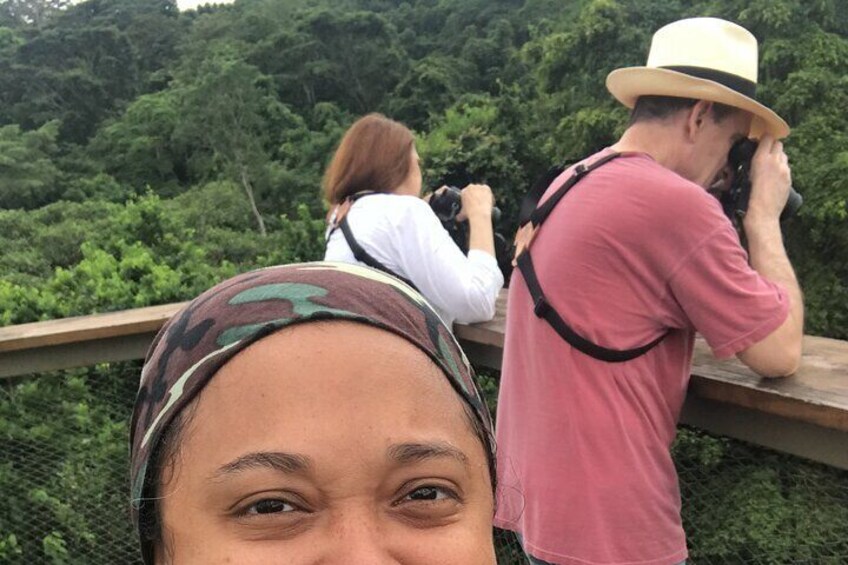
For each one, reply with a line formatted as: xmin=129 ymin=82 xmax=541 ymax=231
xmin=392 ymin=481 xmax=464 ymax=525
xmin=229 ymin=493 xmax=315 ymax=539
xmin=232 ymin=493 xmax=310 ymax=520
xmin=239 ymin=498 xmax=298 ymax=516
xmin=402 ymin=485 xmax=455 ymax=503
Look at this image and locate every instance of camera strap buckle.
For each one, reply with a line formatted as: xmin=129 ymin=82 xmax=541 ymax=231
xmin=573 ymin=163 xmax=588 ymax=179
xmin=533 ymin=295 xmax=551 ymax=318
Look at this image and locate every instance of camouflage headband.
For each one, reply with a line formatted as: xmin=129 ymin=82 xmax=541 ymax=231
xmin=129 ymin=261 xmax=494 ymax=562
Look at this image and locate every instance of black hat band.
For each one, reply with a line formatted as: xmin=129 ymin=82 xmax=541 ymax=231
xmin=661 ymin=65 xmax=757 ymax=99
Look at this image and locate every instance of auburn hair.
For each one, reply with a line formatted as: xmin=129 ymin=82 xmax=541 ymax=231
xmin=323 ymin=113 xmax=415 ymax=205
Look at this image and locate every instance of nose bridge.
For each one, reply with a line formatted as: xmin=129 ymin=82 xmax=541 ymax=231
xmin=320 ymin=504 xmax=396 ymax=565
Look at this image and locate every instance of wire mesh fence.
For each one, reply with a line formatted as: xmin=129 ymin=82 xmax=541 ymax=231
xmin=1 ymin=365 xmax=847 ymax=564
xmin=1 ymin=363 xmax=140 ymax=564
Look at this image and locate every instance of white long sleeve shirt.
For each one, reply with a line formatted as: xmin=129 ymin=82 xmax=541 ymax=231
xmin=324 ymin=193 xmax=503 ymax=328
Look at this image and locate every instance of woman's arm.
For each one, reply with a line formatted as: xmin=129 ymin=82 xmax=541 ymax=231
xmin=393 ymin=197 xmax=503 ymax=324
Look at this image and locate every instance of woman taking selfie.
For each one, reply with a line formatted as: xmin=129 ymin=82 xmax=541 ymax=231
xmin=323 ymin=113 xmax=503 ymax=327
xmin=130 ymin=262 xmax=497 ymax=564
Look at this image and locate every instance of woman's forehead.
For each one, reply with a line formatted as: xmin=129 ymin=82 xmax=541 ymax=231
xmin=205 ymin=322 xmax=461 ymax=414
xmin=180 ymin=324 xmax=484 ymax=471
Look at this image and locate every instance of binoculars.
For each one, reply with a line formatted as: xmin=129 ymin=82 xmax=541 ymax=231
xmin=429 ymin=185 xmax=502 ymax=223
xmin=429 ymin=186 xmax=512 ymax=282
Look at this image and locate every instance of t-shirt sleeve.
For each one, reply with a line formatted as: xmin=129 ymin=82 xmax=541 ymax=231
xmin=666 ymin=222 xmax=790 ymax=359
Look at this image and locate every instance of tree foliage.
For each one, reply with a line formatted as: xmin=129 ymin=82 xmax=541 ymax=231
xmin=0 ymin=120 xmax=60 ymax=209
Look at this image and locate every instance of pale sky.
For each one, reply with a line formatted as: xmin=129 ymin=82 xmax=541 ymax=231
xmin=177 ymin=0 xmax=236 ymax=10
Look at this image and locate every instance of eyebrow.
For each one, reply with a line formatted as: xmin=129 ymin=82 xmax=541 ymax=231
xmin=212 ymin=451 xmax=312 ymax=479
xmin=211 ymin=442 xmax=469 ymax=479
xmin=387 ymin=442 xmax=469 ymax=466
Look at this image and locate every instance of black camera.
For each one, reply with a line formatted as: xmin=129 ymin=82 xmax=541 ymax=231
xmin=429 ymin=186 xmax=513 ymax=283
xmin=720 ymin=139 xmax=803 ymax=229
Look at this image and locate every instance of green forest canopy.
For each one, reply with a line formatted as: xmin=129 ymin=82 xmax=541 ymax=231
xmin=0 ymin=0 xmax=846 ymax=338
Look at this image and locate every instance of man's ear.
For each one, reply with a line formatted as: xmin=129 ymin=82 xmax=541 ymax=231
xmin=684 ymin=100 xmax=713 ymax=142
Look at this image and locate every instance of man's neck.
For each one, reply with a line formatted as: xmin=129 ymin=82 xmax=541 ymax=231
xmin=612 ymin=122 xmax=691 ymax=179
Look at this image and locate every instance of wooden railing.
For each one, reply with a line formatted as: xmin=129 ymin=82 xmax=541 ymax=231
xmin=2 ymin=291 xmax=847 ymax=469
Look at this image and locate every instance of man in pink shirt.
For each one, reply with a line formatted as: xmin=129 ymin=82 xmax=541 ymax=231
xmin=494 ymin=18 xmax=804 ymax=565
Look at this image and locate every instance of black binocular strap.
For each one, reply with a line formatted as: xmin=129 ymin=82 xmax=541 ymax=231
xmin=516 ymin=151 xmax=668 ymax=362
xmin=338 ymin=215 xmax=419 ymax=291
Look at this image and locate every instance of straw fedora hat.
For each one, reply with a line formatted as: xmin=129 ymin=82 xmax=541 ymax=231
xmin=606 ymin=17 xmax=789 ymax=139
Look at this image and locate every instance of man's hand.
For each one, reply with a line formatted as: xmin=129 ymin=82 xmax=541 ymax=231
xmin=745 ymin=135 xmax=792 ymax=226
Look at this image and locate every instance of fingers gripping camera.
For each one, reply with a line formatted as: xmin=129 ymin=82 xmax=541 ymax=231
xmin=721 ymin=138 xmax=803 ymax=230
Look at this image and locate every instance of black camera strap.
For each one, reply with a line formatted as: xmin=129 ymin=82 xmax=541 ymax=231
xmin=516 ymin=152 xmax=668 ymax=362
xmin=329 ymin=193 xmax=420 ymax=291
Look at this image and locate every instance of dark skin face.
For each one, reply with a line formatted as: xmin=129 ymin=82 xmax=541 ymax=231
xmin=156 ymin=322 xmax=495 ymax=564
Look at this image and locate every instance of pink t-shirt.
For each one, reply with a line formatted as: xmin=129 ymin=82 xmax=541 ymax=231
xmin=494 ymin=151 xmax=789 ymax=565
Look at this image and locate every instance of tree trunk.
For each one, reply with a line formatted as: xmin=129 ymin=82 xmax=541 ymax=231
xmin=239 ymin=164 xmax=267 ymax=237
xmin=303 ymin=82 xmax=315 ymax=107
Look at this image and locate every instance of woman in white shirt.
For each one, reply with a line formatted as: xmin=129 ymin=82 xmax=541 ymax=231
xmin=323 ymin=113 xmax=503 ymax=327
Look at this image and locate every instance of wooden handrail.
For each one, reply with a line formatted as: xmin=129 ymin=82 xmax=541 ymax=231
xmin=452 ymin=295 xmax=848 ymax=434
xmin=0 ymin=302 xmax=188 ymax=354
xmin=2 ymin=291 xmax=847 ymax=468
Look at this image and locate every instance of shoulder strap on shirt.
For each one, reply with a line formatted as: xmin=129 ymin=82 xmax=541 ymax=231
xmin=526 ymin=152 xmax=623 ymax=228
xmin=516 ymin=252 xmax=668 ymax=362
xmin=515 ymin=152 xmax=668 ymax=362
xmin=336 ymin=200 xmax=420 ymax=292
xmin=326 ymin=190 xmax=378 ymax=240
